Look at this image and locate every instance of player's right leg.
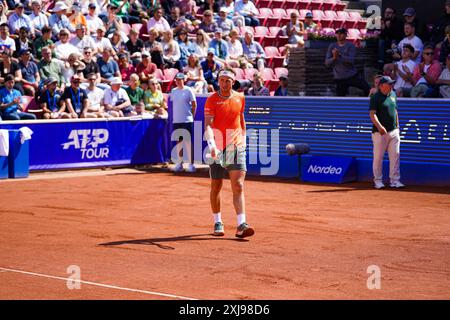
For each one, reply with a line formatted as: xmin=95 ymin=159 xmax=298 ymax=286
xmin=210 ymin=163 xmax=225 ymax=236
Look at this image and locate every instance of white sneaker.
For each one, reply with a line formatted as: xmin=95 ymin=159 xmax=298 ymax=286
xmin=390 ymin=181 xmax=405 ymax=188
xmin=171 ymin=163 xmax=183 ymax=172
xmin=186 ymin=164 xmax=196 ymax=172
xmin=374 ymin=181 xmax=385 ymax=189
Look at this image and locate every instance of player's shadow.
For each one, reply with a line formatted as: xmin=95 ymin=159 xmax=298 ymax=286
xmin=99 ymin=233 xmax=249 ymax=250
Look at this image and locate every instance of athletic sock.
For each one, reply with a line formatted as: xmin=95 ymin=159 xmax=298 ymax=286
xmin=237 ymin=213 xmax=246 ymax=226
xmin=213 ymin=213 xmax=222 ymax=223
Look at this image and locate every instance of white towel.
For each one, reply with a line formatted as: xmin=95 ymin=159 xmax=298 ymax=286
xmin=19 ymin=127 xmax=33 ymax=144
xmin=0 ymin=129 xmax=9 ymax=156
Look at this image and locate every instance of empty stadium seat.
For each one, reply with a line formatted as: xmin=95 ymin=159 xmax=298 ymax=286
xmin=266 ymin=8 xmax=287 ymax=27
xmin=322 ymin=0 xmax=336 ymax=11
xmin=258 ymin=8 xmax=272 ymax=26
xmin=297 ymin=0 xmax=311 ymax=10
xmin=309 ymin=0 xmax=323 ymax=10
xmin=271 ymin=0 xmax=285 ymax=9
xmin=312 ymin=10 xmax=325 ymax=23
xmin=256 ymin=0 xmax=272 ymax=7
xmin=264 ymin=46 xmax=285 ymax=68
xmin=261 ymin=68 xmax=280 ymax=92
xmin=131 ymin=23 xmax=143 ymax=34
xmin=321 ymin=10 xmax=337 ymax=28
xmin=163 ymin=68 xmax=179 ymax=92
xmin=245 ymin=68 xmax=259 ymax=80
xmin=21 ymin=96 xmax=43 ymax=118
xmin=334 ymin=1 xmax=347 ymax=11
xmin=239 ymin=26 xmax=254 ymax=36
xmin=348 ymin=11 xmax=367 ymax=29
xmin=347 ymin=28 xmax=362 ymax=41
xmin=274 ymin=67 xmax=288 ymax=79
xmin=254 ymin=26 xmax=270 ymax=44
xmin=283 ymin=0 xmax=298 ymax=10
xmin=232 ymin=68 xmax=246 ymax=81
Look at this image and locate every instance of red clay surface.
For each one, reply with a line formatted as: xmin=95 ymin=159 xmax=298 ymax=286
xmin=1 ymin=169 xmax=449 ymax=300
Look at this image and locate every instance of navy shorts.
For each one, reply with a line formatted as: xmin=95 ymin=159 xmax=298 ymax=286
xmin=172 ymin=122 xmax=194 ymax=142
xmin=209 ymin=145 xmax=247 ymax=179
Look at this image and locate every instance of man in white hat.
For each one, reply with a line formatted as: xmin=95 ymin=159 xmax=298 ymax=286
xmin=170 ymin=72 xmax=197 ymax=173
xmin=48 ymin=2 xmax=75 ymax=38
xmin=103 ymin=77 xmax=135 ymax=117
xmin=204 ymin=68 xmax=254 ymax=239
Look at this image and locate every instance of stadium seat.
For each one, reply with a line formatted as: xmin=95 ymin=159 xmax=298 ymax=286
xmin=254 ymin=26 xmax=270 ymax=44
xmin=258 ymin=8 xmax=272 ymax=26
xmin=334 ymin=1 xmax=347 ymax=11
xmin=286 ymin=9 xmax=300 ymax=18
xmin=335 ymin=11 xmax=350 ymax=29
xmin=312 ymin=10 xmax=325 ymax=23
xmin=299 ymin=9 xmax=309 ymax=20
xmin=122 ymin=23 xmax=132 ymax=35
xmin=348 ymin=11 xmax=367 ymax=29
xmin=131 ymin=23 xmax=143 ymax=34
xmin=245 ymin=68 xmax=259 ymax=80
xmin=239 ymin=26 xmax=254 ymax=37
xmin=163 ymin=68 xmax=179 ymax=92
xmin=155 ymin=69 xmax=170 ymax=92
xmin=271 ymin=0 xmax=285 ymax=9
xmin=266 ymin=8 xmax=287 ymax=27
xmin=321 ymin=10 xmax=337 ymax=28
xmin=256 ymin=0 xmax=272 ymax=7
xmin=297 ymin=0 xmax=311 ymax=10
xmin=264 ymin=46 xmax=285 ymax=68
xmin=322 ymin=0 xmax=336 ymax=11
xmin=21 ymin=96 xmax=43 ymax=118
xmin=274 ymin=67 xmax=288 ymax=79
xmin=261 ymin=68 xmax=279 ymax=92
xmin=347 ymin=28 xmax=362 ymax=41
xmin=283 ymin=0 xmax=298 ymax=10
xmin=232 ymin=68 xmax=246 ymax=81
xmin=309 ymin=0 xmax=323 ymax=10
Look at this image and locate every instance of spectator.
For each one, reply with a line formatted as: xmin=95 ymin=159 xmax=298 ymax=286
xmin=147 ymin=6 xmax=171 ymax=34
xmin=201 ymin=48 xmax=221 ymax=91
xmin=14 ymin=26 xmax=33 ymax=59
xmin=0 ymin=74 xmax=36 ymax=120
xmin=437 ymin=54 xmax=450 ymax=97
xmin=274 ymin=74 xmax=288 ymax=96
xmin=303 ymin=12 xmax=318 ymax=32
xmin=325 ymin=28 xmax=370 ymax=97
xmin=8 ymin=3 xmax=33 ymax=36
xmin=178 ymin=0 xmax=196 ymax=16
xmin=61 ymin=74 xmax=89 ymax=118
xmin=86 ymin=2 xmax=104 ymax=36
xmin=198 ymin=10 xmax=218 ymax=36
xmin=379 ymin=7 xmax=405 ymax=66
xmin=284 ymin=10 xmax=305 ymax=48
xmin=54 ymin=28 xmax=80 ymax=61
xmin=109 ymin=30 xmax=126 ymax=55
xmin=396 ymin=22 xmax=423 ymax=64
xmin=168 ymin=6 xmax=192 ymax=35
xmin=242 ymin=30 xmax=266 ymax=71
xmin=248 ymin=72 xmax=270 ymax=96
xmin=432 ymin=0 xmax=450 ymax=44
xmin=216 ymin=7 xmax=234 ymax=36
xmin=161 ymin=29 xmax=181 ymax=69
xmin=369 ymin=76 xmax=404 ymax=189
xmin=411 ymin=44 xmax=442 ymax=97
xmin=48 ymin=2 xmax=75 ymax=38
xmin=235 ymin=0 xmax=259 ymax=27
xmin=0 ymin=2 xmax=7 ymax=25
xmin=226 ymin=28 xmax=246 ymax=68
xmin=392 ymin=44 xmax=416 ymax=97
xmin=369 ymin=74 xmax=383 ymax=97
xmin=84 ymin=73 xmax=109 ymax=118
xmin=0 ymin=50 xmax=24 ymax=94
xmin=439 ymin=25 xmax=450 ymax=64
xmin=184 ymin=53 xmax=208 ymax=94
xmin=61 ymin=53 xmax=86 ymax=85
xmin=0 ymin=23 xmax=16 ymax=54
xmin=222 ymin=0 xmax=245 ymax=28
xmin=143 ymin=28 xmax=165 ymax=69
xmin=209 ymin=28 xmax=229 ymax=65
xmin=33 ymin=25 xmax=54 ymax=60
xmin=119 ymin=53 xmax=137 ymax=82
xmin=198 ymin=0 xmax=220 ymax=14
xmin=30 ymin=0 xmax=49 ymax=38
xmin=70 ymin=24 xmax=96 ymax=54
xmin=144 ymin=77 xmax=167 ymax=118
xmin=38 ymin=46 xmax=65 ymax=91
xmin=169 ymin=72 xmax=197 ymax=173
xmin=68 ymin=2 xmax=87 ymax=30
xmin=104 ymin=77 xmax=135 ymax=117
xmin=81 ymin=47 xmax=101 ymax=85
xmin=18 ymin=49 xmax=40 ymax=97
xmin=92 ymin=26 xmax=113 ymax=54
xmin=39 ymin=77 xmax=71 ymax=119
xmin=97 ymin=48 xmax=121 ymax=86
xmin=402 ymin=7 xmax=429 ymax=41
xmin=136 ymin=51 xmax=157 ymax=82
xmin=125 ymin=29 xmax=144 ymax=56
xmin=177 ymin=29 xmax=196 ymax=69
xmin=192 ymin=29 xmax=211 ymax=60
xmin=126 ymin=73 xmax=144 ymax=107
xmin=103 ymin=4 xmax=124 ymax=38
xmin=109 ymin=0 xmax=141 ymax=25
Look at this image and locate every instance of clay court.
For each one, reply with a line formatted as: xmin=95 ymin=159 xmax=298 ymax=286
xmin=1 ymin=168 xmax=449 ymax=300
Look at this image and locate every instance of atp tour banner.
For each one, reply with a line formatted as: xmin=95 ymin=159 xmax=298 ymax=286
xmin=0 ymin=118 xmax=169 ymax=170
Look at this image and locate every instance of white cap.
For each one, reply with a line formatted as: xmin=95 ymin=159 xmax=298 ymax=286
xmin=51 ymin=2 xmax=69 ymax=12
xmin=110 ymin=77 xmax=123 ymax=85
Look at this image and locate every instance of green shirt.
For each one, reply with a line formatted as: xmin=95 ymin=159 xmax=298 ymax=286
xmin=33 ymin=37 xmax=54 ymax=59
xmin=144 ymin=90 xmax=164 ymax=111
xmin=126 ymin=86 xmax=144 ymax=106
xmin=38 ymin=60 xmax=64 ymax=86
xmin=110 ymin=0 xmax=130 ymax=17
xmin=369 ymin=91 xmax=398 ymax=133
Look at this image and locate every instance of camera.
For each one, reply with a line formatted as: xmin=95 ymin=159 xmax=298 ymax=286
xmin=386 ymin=47 xmax=401 ymax=56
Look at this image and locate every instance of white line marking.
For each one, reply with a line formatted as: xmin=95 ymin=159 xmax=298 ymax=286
xmin=0 ymin=267 xmax=197 ymax=300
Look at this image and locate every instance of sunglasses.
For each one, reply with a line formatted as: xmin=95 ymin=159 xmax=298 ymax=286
xmin=72 ymin=80 xmax=81 ymax=84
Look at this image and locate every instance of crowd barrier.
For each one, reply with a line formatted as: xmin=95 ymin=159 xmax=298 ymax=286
xmin=0 ymin=96 xmax=448 ymax=186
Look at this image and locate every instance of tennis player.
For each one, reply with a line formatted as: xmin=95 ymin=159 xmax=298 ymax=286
xmin=204 ymin=68 xmax=254 ymax=238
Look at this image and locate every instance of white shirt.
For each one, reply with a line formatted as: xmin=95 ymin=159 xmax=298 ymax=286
xmin=70 ymin=35 xmax=96 ymax=52
xmin=235 ymin=0 xmax=259 ymax=17
xmin=394 ymin=59 xmax=416 ymax=90
xmin=162 ymin=40 xmax=181 ymax=62
xmin=86 ymin=15 xmax=104 ymax=35
xmin=170 ymin=86 xmax=196 ymax=123
xmin=416 ymin=64 xmax=431 ymax=85
xmin=30 ymin=12 xmax=49 ymax=31
xmin=146 ymin=17 xmax=171 ymax=34
xmin=0 ymin=37 xmax=16 ymax=53
xmin=398 ymin=36 xmax=424 ymax=64
xmin=54 ymin=41 xmax=80 ymax=60
xmin=86 ymin=86 xmax=104 ymax=111
xmin=227 ymin=39 xmax=243 ymax=58
xmin=91 ymin=36 xmax=113 ymax=52
xmin=104 ymin=87 xmax=129 ymax=106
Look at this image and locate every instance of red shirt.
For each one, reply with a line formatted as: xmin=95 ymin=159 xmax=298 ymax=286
xmin=136 ymin=62 xmax=157 ymax=79
xmin=120 ymin=64 xmax=136 ymax=82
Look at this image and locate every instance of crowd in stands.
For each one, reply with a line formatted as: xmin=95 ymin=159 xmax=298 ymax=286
xmin=0 ymin=0 xmax=449 ymax=121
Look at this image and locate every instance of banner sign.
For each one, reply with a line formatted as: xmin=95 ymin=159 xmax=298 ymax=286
xmin=301 ymin=156 xmax=357 ymax=184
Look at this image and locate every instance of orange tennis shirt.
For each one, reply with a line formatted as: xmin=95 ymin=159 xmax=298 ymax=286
xmin=204 ymin=91 xmax=245 ymax=151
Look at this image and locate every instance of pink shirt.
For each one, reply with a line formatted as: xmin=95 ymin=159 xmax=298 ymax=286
xmin=413 ymin=60 xmax=442 ymax=85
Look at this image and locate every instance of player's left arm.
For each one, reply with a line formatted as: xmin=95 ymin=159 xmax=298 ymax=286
xmin=240 ymin=95 xmax=246 ymax=145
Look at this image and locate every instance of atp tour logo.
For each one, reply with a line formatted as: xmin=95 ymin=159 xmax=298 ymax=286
xmin=307 ymin=165 xmax=343 ymax=175
xmin=62 ymin=129 xmax=110 ymax=159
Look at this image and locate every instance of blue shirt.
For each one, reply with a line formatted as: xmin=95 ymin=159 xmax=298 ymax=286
xmin=0 ymin=87 xmax=22 ymax=115
xmin=97 ymin=57 xmax=119 ymax=80
xmin=8 ymin=13 xmax=32 ymax=34
xmin=242 ymin=40 xmax=265 ymax=60
xmin=169 ymin=87 xmax=196 ymax=123
xmin=209 ymin=39 xmax=229 ymax=60
xmin=19 ymin=61 xmax=38 ymax=83
xmin=48 ymin=14 xmax=75 ymax=36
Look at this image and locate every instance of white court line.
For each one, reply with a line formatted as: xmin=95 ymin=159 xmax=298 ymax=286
xmin=0 ymin=267 xmax=197 ymax=300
